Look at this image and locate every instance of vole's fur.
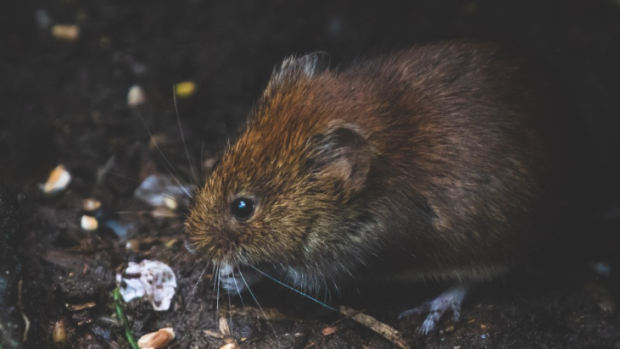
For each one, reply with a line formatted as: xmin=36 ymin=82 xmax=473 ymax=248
xmin=185 ymin=41 xmax=575 ymax=297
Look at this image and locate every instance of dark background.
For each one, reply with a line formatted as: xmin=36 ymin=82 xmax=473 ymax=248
xmin=2 ymin=0 xmax=620 ymax=348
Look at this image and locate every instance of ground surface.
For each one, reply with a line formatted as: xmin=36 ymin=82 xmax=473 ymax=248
xmin=2 ymin=0 xmax=620 ymax=348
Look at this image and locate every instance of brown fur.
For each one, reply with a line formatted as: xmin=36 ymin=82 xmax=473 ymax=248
xmin=185 ymin=41 xmax=575 ymax=290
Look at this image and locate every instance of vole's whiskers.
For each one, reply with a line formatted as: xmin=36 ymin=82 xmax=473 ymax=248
xmin=238 ymin=269 xmax=278 ymax=338
xmin=177 ymin=257 xmax=203 ymax=279
xmin=216 ymin=265 xmax=221 ymax=321
xmin=199 ymin=141 xmax=205 ymax=184
xmin=227 ymin=288 xmax=234 ymax=336
xmin=134 ymin=108 xmax=192 ymax=198
xmin=247 ymin=265 xmax=338 ymax=312
xmin=172 ymin=85 xmax=199 ymax=186
xmin=176 ymin=263 xmax=208 ymax=330
xmin=231 ymin=268 xmax=247 ymax=310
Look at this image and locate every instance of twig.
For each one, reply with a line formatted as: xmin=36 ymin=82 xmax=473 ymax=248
xmin=18 ymin=280 xmax=30 ymax=342
xmin=340 ymin=306 xmax=410 ymax=349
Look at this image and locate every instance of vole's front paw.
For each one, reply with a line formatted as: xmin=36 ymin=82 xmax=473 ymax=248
xmin=398 ymin=283 xmax=468 ymax=335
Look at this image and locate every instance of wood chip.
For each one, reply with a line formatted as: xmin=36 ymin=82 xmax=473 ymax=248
xmin=340 ymin=306 xmax=410 ymax=349
xmin=219 ymin=344 xmax=236 ymax=349
xmin=52 ymin=24 xmax=80 ymax=41
xmin=43 ymin=164 xmax=71 ymax=194
xmin=137 ymin=328 xmax=174 ymax=349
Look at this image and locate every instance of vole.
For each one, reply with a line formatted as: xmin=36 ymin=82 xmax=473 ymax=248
xmin=185 ymin=41 xmax=577 ymax=333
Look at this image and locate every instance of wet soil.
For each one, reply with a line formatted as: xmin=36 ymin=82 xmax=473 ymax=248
xmin=2 ymin=0 xmax=620 ymax=348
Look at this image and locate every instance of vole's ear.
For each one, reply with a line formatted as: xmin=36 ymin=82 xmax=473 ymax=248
xmin=308 ymin=124 xmax=371 ymax=196
xmin=272 ymin=52 xmax=330 ymax=81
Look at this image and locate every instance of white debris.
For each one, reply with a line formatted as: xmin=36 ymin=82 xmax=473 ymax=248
xmin=116 ymin=260 xmax=177 ymax=311
xmin=42 ymin=165 xmax=72 ymax=194
xmin=589 ymin=261 xmax=611 ymax=277
xmin=138 ymin=327 xmax=175 ymax=349
xmin=80 ymin=215 xmax=98 ymax=231
xmin=35 ymin=9 xmax=53 ymax=31
xmin=134 ymin=174 xmax=195 ymax=209
xmin=127 ymin=85 xmax=147 ymax=107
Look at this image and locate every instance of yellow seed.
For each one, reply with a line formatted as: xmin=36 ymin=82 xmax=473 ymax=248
xmin=174 ymin=81 xmax=196 ymax=98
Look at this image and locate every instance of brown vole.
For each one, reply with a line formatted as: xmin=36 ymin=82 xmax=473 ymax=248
xmin=185 ymin=41 xmax=577 ymax=333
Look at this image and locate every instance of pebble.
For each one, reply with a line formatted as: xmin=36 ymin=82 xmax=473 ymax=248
xmin=127 ymin=85 xmax=147 ymax=107
xmin=80 ymin=215 xmax=98 ymax=231
xmin=42 ymin=165 xmax=71 ymax=195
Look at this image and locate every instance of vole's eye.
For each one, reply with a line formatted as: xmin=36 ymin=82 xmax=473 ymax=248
xmin=231 ymin=197 xmax=255 ymax=220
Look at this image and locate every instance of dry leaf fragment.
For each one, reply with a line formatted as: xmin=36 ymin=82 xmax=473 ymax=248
xmin=204 ymin=329 xmax=224 ymax=339
xmin=321 ymin=326 xmax=337 ymax=336
xmin=138 ymin=328 xmax=174 ymax=349
xmin=219 ymin=316 xmax=231 ymax=336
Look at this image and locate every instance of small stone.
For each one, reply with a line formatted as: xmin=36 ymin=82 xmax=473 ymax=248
xmin=82 ymin=198 xmax=101 ymax=212
xmin=163 ymin=197 xmax=178 ymax=210
xmin=80 ymin=215 xmax=98 ymax=231
xmin=127 ymin=85 xmax=147 ymax=107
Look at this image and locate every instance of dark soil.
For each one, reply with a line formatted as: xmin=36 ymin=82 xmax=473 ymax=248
xmin=2 ymin=0 xmax=620 ymax=348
